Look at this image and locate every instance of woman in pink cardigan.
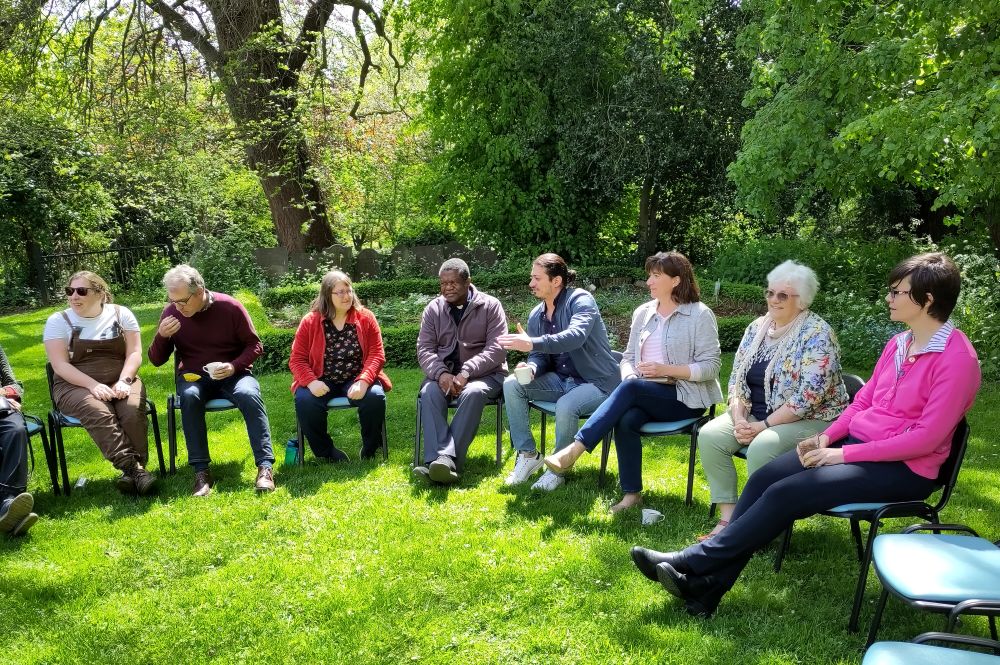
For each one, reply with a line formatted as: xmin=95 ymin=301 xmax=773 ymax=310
xmin=631 ymin=252 xmax=981 ymax=617
xmin=289 ymin=270 xmax=392 ymax=461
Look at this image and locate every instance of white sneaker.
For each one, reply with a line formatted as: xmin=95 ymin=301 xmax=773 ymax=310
xmin=504 ymin=452 xmax=544 ymax=485
xmin=531 ymin=469 xmax=565 ymax=491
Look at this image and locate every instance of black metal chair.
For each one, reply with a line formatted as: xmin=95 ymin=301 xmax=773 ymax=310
xmin=413 ymin=392 xmax=504 ymax=468
xmin=44 ymin=363 xmax=165 ymax=495
xmin=296 ymin=396 xmax=388 ymax=464
xmin=22 ymin=413 xmax=53 ymax=494
xmin=774 ymin=417 xmax=971 ymax=632
xmin=599 ymin=404 xmax=717 ymax=501
xmin=165 ymin=393 xmax=238 ymax=474
xmin=865 ymin=521 xmax=1000 ymax=647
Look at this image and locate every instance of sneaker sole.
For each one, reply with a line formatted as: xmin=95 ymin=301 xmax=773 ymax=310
xmin=428 ymin=462 xmax=458 ymax=484
xmin=0 ymin=493 xmax=33 ymax=532
xmin=11 ymin=513 xmax=38 ymax=537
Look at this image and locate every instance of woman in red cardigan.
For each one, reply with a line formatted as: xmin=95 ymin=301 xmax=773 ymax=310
xmin=289 ymin=270 xmax=392 ymax=461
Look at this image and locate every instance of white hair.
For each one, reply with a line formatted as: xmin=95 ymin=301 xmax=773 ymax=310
xmin=767 ymin=260 xmax=819 ymax=308
xmin=163 ymin=264 xmax=205 ymax=293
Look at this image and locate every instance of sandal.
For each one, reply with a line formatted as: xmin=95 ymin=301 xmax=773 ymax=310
xmin=697 ymin=520 xmax=729 ymax=542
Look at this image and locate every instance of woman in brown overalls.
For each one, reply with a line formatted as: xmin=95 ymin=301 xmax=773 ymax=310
xmin=42 ymin=271 xmax=157 ymax=495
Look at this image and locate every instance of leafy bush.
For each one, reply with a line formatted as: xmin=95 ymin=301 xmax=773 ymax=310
xmin=718 ymin=316 xmax=754 ymax=352
xmin=184 ymin=226 xmax=269 ymax=296
xmin=811 ymin=289 xmax=903 ymax=370
xmin=370 ymin=294 xmax=434 ymax=328
xmin=708 ymin=237 xmax=916 ymax=298
xmin=122 ymin=256 xmax=173 ymax=301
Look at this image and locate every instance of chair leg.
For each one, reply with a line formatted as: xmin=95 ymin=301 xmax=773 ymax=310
xmin=494 ymin=401 xmax=503 ymax=466
xmin=774 ymin=525 xmax=793 ymax=573
xmin=540 ymin=412 xmax=547 ymax=457
xmin=709 ymin=503 xmax=716 ymax=519
xmin=598 ymin=433 xmax=612 ymax=488
xmin=850 ymin=518 xmax=864 ymax=562
xmin=43 ymin=414 xmax=61 ymax=496
xmin=166 ymin=395 xmax=178 ymax=474
xmin=296 ymin=418 xmax=305 ymax=466
xmin=864 ymin=587 xmax=891 ymax=647
xmin=381 ymin=412 xmax=389 ymax=462
xmin=147 ymin=400 xmax=166 ymax=476
xmin=55 ymin=420 xmax=71 ymax=496
xmin=848 ymin=519 xmax=882 ymax=632
xmin=413 ymin=395 xmax=422 ymax=467
xmin=989 ymin=616 xmax=998 ymax=641
xmin=685 ymin=424 xmax=700 ymax=506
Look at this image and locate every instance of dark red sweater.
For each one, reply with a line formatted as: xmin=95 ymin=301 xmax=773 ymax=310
xmin=147 ymin=292 xmax=263 ymax=374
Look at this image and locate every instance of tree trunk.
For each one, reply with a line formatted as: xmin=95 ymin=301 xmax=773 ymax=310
xmin=636 ymin=174 xmax=661 ymax=263
xmin=204 ymin=0 xmax=335 ymax=252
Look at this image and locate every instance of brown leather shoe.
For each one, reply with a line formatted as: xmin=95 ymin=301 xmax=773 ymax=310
xmin=255 ymin=465 xmax=275 ymax=493
xmin=119 ymin=461 xmax=157 ymax=497
xmin=192 ymin=469 xmax=214 ymax=497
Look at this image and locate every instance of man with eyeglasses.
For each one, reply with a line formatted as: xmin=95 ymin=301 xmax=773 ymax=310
xmin=414 ymin=258 xmax=508 ymax=484
xmin=147 ymin=264 xmax=276 ymax=496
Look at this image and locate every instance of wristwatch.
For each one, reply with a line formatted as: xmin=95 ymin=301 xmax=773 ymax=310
xmin=459 ymin=369 xmax=470 ymax=381
xmin=121 ymin=376 xmax=136 ymax=385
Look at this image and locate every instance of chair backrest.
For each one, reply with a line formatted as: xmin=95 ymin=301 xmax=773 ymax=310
xmin=843 ymin=373 xmax=865 ymax=402
xmin=932 ymin=417 xmax=971 ymax=510
xmin=44 ymin=362 xmax=58 ymax=409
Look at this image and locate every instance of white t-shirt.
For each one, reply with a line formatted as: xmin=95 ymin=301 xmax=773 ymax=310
xmin=43 ymin=304 xmax=140 ymax=344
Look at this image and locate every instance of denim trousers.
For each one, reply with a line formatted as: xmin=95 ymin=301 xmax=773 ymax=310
xmin=503 ymin=371 xmax=609 ymax=454
xmin=294 ymin=379 xmax=386 ymax=457
xmin=176 ymin=371 xmax=274 ymax=471
xmin=576 ymin=379 xmax=703 ymax=493
xmin=0 ymin=411 xmax=28 ymax=498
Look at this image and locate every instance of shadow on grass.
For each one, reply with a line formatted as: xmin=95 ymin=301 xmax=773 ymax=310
xmin=280 ymin=455 xmax=390 ymax=498
xmin=407 ymin=452 xmax=509 ymax=502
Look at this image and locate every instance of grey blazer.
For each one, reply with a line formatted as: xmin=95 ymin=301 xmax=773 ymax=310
xmin=621 ymin=300 xmax=723 ymax=409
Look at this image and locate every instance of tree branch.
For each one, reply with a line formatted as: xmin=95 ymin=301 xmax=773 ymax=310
xmin=143 ymin=0 xmax=219 ymax=66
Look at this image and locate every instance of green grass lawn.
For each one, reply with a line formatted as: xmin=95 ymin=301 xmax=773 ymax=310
xmin=1 ymin=302 xmax=998 ymax=664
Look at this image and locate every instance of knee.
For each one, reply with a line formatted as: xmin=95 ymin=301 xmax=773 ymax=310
xmin=697 ymin=419 xmax=734 ymax=456
xmin=179 ymin=385 xmax=204 ymax=407
xmin=745 ymin=434 xmax=790 ymax=474
xmin=360 ymin=386 xmax=386 ymax=408
xmin=294 ymin=387 xmax=317 ymax=410
xmin=502 ymin=374 xmax=524 ymax=400
xmin=457 ymin=384 xmax=489 ymax=408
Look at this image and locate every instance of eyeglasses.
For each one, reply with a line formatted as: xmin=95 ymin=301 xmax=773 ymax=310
xmin=765 ymin=289 xmax=799 ymax=302
xmin=65 ymin=286 xmax=100 ymax=297
xmin=167 ymin=293 xmax=196 ymax=306
xmin=887 ymin=288 xmax=912 ymax=300
xmin=331 ymin=290 xmax=352 ymax=297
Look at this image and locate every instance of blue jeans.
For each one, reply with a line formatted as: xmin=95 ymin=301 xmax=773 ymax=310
xmin=575 ymin=379 xmax=704 ymax=493
xmin=503 ymin=372 xmax=609 ymax=454
xmin=294 ymin=379 xmax=386 ymax=457
xmin=177 ymin=371 xmax=274 ymax=471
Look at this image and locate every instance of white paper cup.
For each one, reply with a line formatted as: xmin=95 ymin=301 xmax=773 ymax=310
xmin=514 ymin=365 xmax=534 ymax=385
xmin=641 ymin=508 xmax=665 ymax=525
xmin=203 ymin=362 xmax=225 ymax=377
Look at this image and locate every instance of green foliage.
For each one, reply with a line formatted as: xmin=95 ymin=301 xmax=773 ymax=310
xmin=708 ymin=236 xmax=916 ymax=298
xmin=370 ymin=293 xmax=434 ymax=328
xmin=718 ymin=315 xmax=754 ymax=352
xmin=185 ymin=226 xmax=269 ymax=296
xmin=731 ymin=0 xmax=1000 ymax=244
xmin=122 ymin=256 xmax=173 ymax=302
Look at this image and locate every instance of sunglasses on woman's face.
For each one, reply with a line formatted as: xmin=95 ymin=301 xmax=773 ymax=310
xmin=65 ymin=286 xmax=100 ymax=297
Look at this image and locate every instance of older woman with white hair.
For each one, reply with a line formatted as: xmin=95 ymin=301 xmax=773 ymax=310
xmin=696 ymin=260 xmax=848 ymax=540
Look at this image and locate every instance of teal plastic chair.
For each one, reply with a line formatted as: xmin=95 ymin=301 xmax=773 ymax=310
xmin=773 ymin=417 xmax=970 ymax=632
xmin=865 ymin=522 xmax=1000 ymax=646
xmin=296 ymin=396 xmax=388 ymax=464
xmin=165 ymin=393 xmax=237 ymax=473
xmin=864 ymin=633 xmax=1000 ymax=664
xmin=599 ymin=404 xmax=716 ymax=503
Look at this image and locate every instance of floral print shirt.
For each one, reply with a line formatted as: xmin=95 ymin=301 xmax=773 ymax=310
xmin=321 ymin=319 xmax=363 ymax=384
xmin=729 ymin=311 xmax=849 ymax=421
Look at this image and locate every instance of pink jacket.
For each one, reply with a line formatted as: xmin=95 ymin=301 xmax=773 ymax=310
xmin=823 ymin=328 xmax=980 ymax=479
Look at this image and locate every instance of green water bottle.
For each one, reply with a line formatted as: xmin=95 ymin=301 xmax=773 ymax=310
xmin=285 ymin=437 xmax=300 ymax=465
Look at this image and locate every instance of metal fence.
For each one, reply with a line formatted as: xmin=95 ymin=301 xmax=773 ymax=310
xmin=36 ymin=243 xmax=176 ymax=303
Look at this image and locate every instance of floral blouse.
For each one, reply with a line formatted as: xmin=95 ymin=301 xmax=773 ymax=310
xmin=729 ymin=311 xmax=849 ymax=422
xmin=321 ymin=319 xmax=363 ymax=384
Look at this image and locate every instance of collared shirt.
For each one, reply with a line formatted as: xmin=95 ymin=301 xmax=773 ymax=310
xmin=894 ymin=320 xmax=955 ymax=378
xmin=543 ymin=288 xmax=582 ymax=380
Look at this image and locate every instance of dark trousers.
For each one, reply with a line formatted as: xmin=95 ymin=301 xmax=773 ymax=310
xmin=0 ymin=411 xmax=29 ymax=500
xmin=576 ymin=380 xmax=703 ymax=493
xmin=678 ymin=448 xmax=936 ymax=597
xmin=177 ymin=371 xmax=274 ymax=471
xmin=294 ymin=379 xmax=386 ymax=457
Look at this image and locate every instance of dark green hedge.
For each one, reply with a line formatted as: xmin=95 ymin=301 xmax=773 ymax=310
xmin=261 ymin=266 xmax=650 ymax=310
xmin=255 ymin=315 xmax=753 ymax=374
